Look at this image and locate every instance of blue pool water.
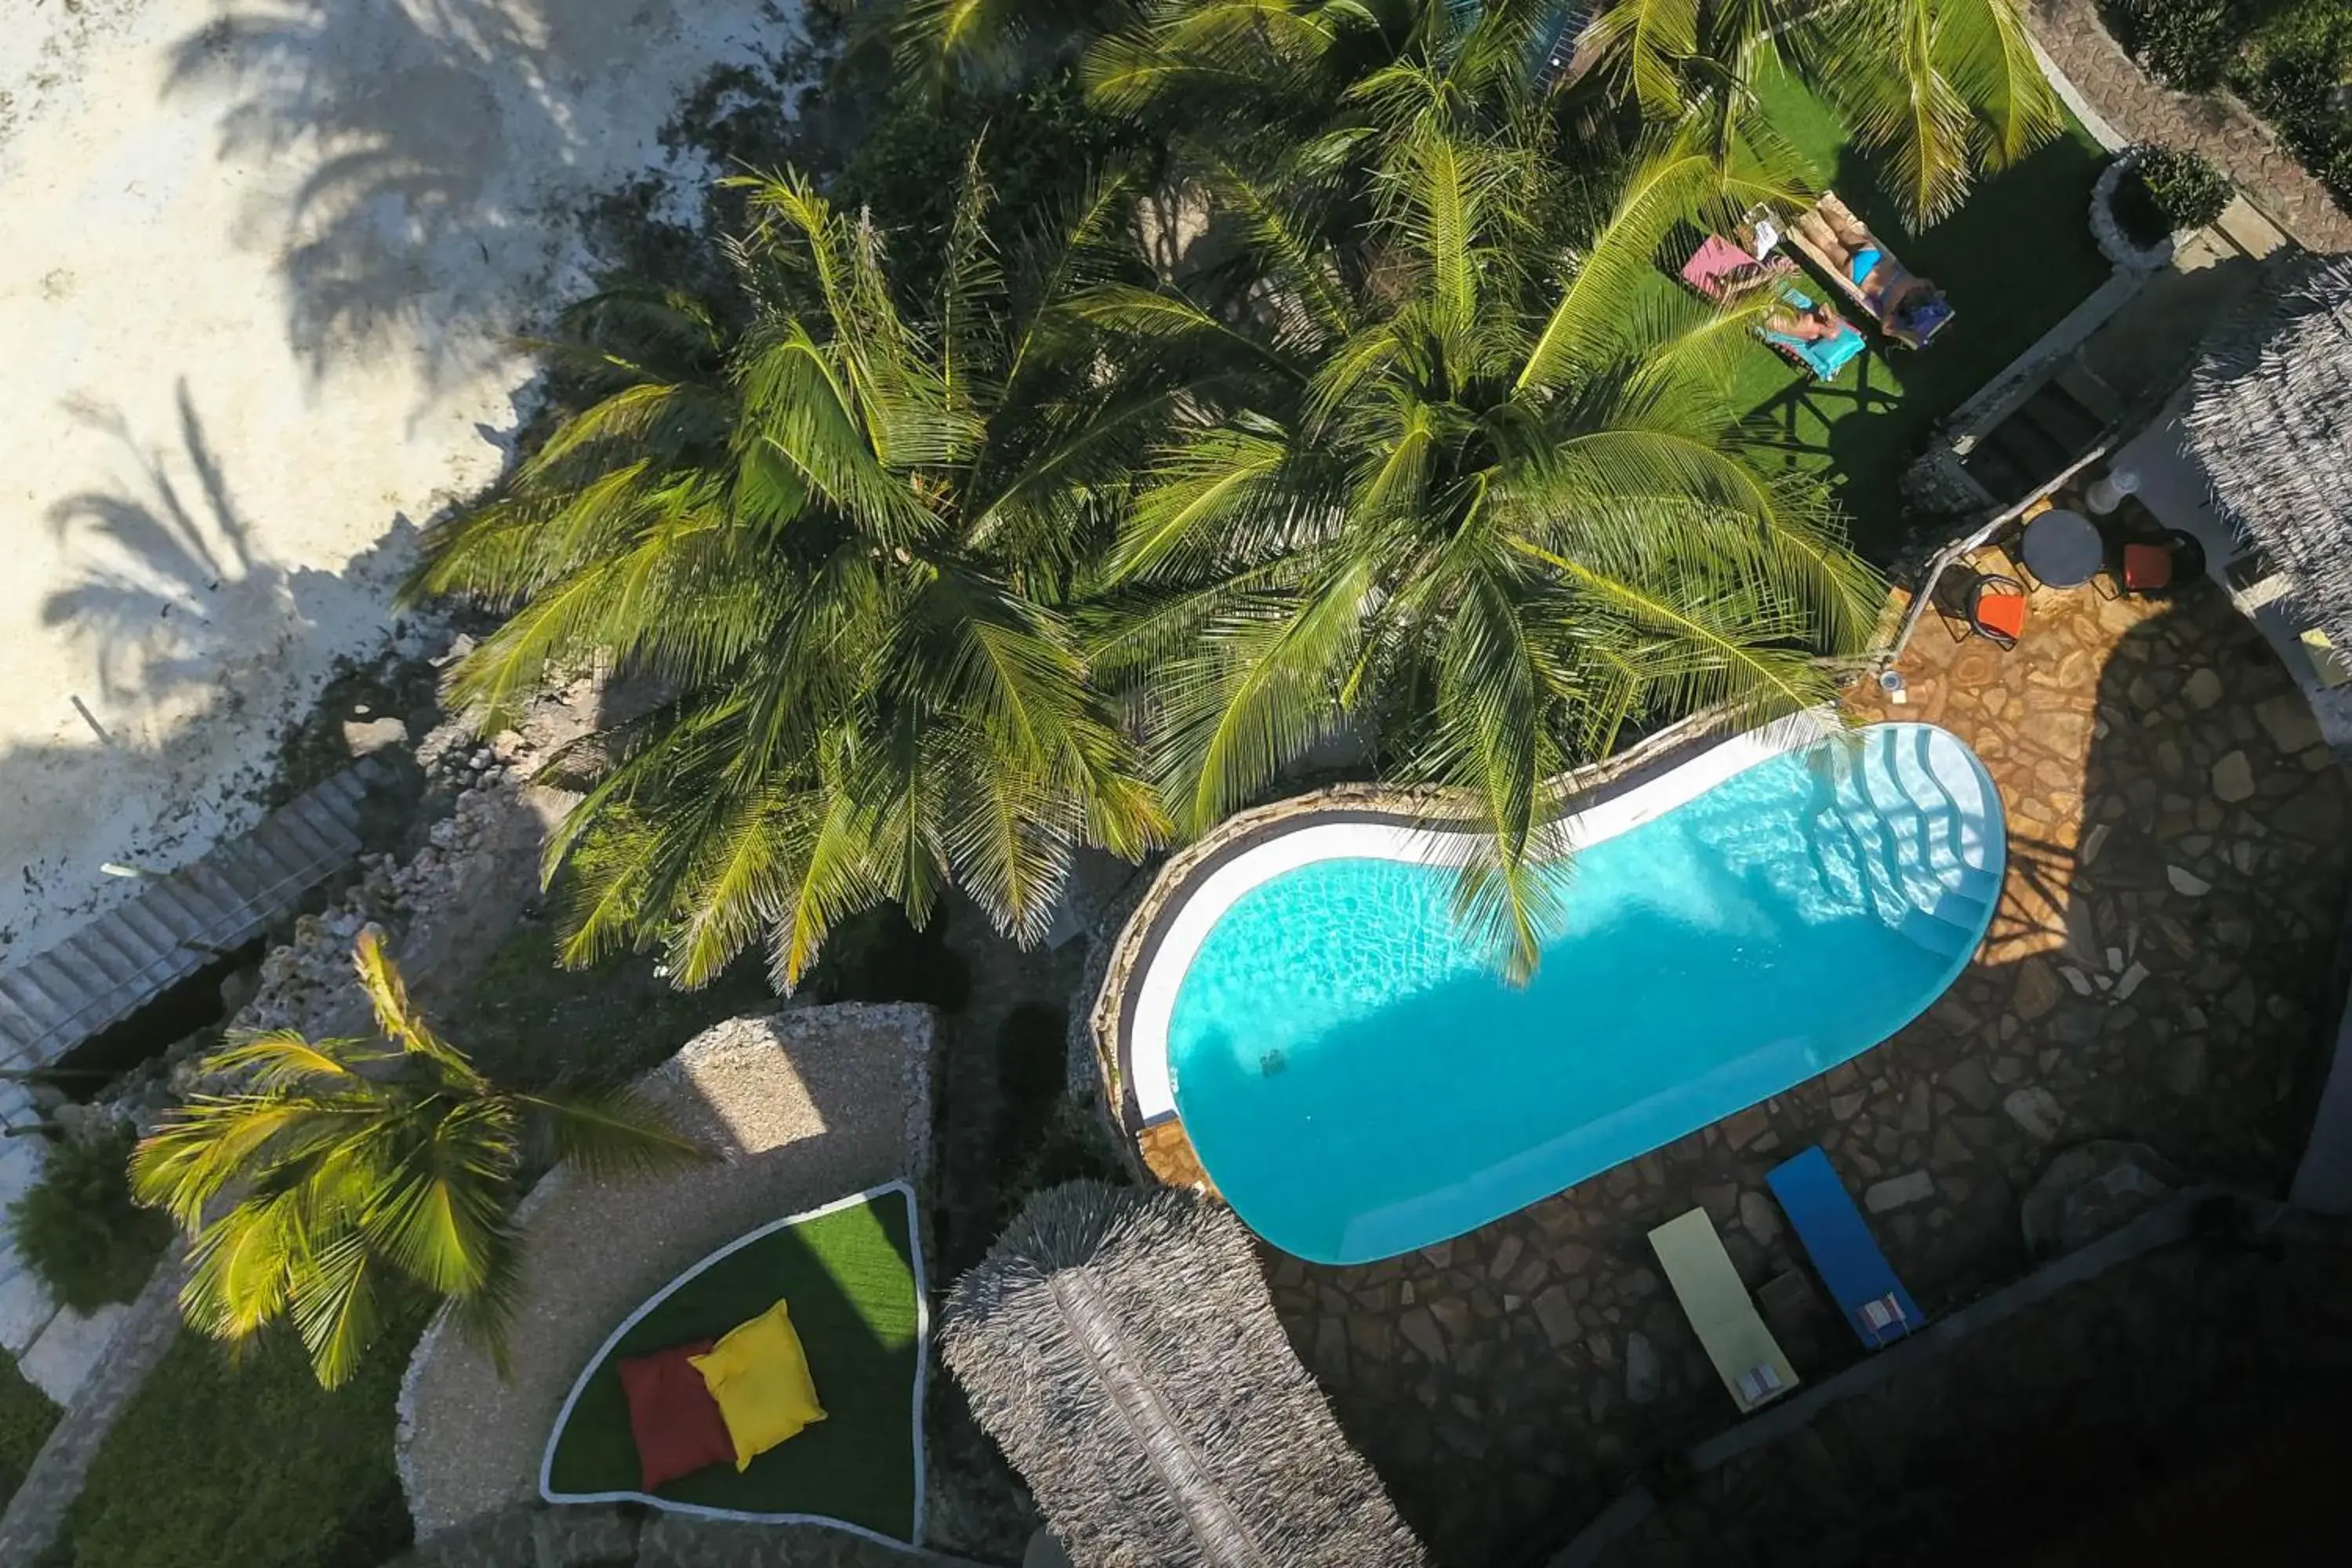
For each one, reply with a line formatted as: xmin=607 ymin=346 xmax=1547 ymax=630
xmin=1163 ymin=722 xmax=2005 ymax=1263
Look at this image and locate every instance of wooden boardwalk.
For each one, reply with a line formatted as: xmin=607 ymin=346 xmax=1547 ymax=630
xmin=0 ymin=760 xmax=386 ymax=1069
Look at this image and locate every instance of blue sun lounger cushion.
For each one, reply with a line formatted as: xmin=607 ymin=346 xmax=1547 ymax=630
xmin=1762 ymin=285 xmax=1869 ymax=380
xmin=1766 ymin=1146 xmax=1925 ymax=1348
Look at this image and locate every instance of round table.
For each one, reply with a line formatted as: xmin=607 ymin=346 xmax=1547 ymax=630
xmin=2020 ymin=508 xmax=2103 ymax=589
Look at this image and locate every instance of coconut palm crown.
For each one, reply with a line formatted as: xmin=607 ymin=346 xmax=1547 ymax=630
xmin=1078 ymin=0 xmax=2058 ymax=228
xmin=411 ymin=161 xmax=1224 ymax=989
xmin=130 ymin=931 xmax=702 ymax=1389
xmin=1089 ymin=62 xmax=1885 ymax=975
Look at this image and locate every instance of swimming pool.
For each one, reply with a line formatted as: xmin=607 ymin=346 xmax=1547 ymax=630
xmin=1146 ymin=721 xmax=2005 ymax=1264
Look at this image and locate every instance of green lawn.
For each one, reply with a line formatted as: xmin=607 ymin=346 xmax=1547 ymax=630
xmin=544 ymin=1185 xmax=925 ymax=1542
xmin=41 ymin=1312 xmax=423 ymax=1568
xmin=1724 ymin=68 xmax=2115 ymax=561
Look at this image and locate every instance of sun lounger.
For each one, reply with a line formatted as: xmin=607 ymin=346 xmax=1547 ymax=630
xmin=1678 ymin=234 xmax=1867 ymax=380
xmin=1766 ymin=1147 xmax=1926 ymax=1348
xmin=1780 ymin=192 xmax=1954 ymax=350
xmin=1648 ymin=1208 xmax=1800 ymax=1412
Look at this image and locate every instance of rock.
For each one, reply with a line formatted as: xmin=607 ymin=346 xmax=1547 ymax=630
xmin=427 ymin=631 xmax=477 ymax=669
xmin=2183 ymin=668 xmax=2223 ymax=709
xmin=2113 ymin=961 xmax=2149 ymax=1003
xmin=1900 ymin=1080 xmax=1932 ymax=1134
xmin=1864 ymin=1171 xmax=1935 ymax=1212
xmin=340 ymin=715 xmax=409 ymax=757
xmin=2165 ymin=1037 xmax=2207 ymax=1096
xmin=2256 ymin=693 xmax=2323 ymax=755
xmin=2211 ymin=750 xmax=2256 ymax=803
xmin=216 ymin=966 xmax=263 ymax=1017
xmin=2018 ymin=1141 xmax=2183 ymax=1256
xmin=2013 ymin=958 xmax=2063 ymax=1021
xmin=1941 ymin=1058 xmax=1998 ymax=1112
xmin=1487 ymin=1233 xmax=1523 ymax=1282
xmin=1625 ymin=1331 xmax=1661 ymax=1405
xmin=1738 ymin=1190 xmax=1781 ymax=1247
xmin=2003 ymin=1087 xmax=2064 ymax=1143
xmin=2166 ymin=864 xmax=2212 ymax=897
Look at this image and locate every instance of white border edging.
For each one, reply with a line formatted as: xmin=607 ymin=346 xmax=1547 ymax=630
xmin=535 ymin=1179 xmax=930 ymax=1551
xmin=1123 ymin=710 xmax=1841 ymax=1123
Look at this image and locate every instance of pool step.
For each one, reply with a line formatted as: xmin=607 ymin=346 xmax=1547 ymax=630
xmin=1895 ymin=895 xmax=1991 ymax=963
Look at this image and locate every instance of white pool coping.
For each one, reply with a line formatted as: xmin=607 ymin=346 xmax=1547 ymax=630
xmin=1124 ymin=710 xmax=1843 ymax=1123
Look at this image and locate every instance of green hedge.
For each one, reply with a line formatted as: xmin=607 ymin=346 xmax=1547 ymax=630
xmin=2103 ymin=0 xmax=2352 ymax=213
xmin=6 ymin=1128 xmax=172 ymax=1315
xmin=0 ymin=1356 xmax=60 ymax=1512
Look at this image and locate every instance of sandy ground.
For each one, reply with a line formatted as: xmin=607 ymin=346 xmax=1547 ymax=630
xmin=397 ymin=1004 xmax=939 ymax=1537
xmin=0 ymin=0 xmax=806 ymax=960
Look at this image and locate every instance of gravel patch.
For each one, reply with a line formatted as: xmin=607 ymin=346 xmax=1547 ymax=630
xmin=397 ymin=1004 xmax=941 ymax=1538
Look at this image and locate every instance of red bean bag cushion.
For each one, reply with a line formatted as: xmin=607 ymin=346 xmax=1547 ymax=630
xmin=618 ymin=1338 xmax=735 ymax=1492
xmin=2123 ymin=541 xmax=2173 ymax=592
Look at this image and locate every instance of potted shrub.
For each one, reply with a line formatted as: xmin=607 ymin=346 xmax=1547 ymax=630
xmin=2092 ymin=144 xmax=2235 ymax=270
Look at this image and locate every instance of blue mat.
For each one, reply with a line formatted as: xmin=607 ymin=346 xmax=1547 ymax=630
xmin=1767 ymin=1146 xmax=1925 ymax=1347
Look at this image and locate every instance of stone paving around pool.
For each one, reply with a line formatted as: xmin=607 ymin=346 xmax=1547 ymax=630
xmin=1132 ymin=570 xmax=2352 ymax=1564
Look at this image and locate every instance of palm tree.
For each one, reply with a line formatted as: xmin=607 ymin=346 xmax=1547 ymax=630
xmin=1087 ymin=65 xmax=1884 ymax=975
xmin=1079 ymin=0 xmax=2057 ymax=229
xmin=409 ymin=161 xmax=1215 ymax=989
xmin=1582 ymin=0 xmax=2062 ymax=226
xmin=130 ymin=931 xmax=702 ymax=1389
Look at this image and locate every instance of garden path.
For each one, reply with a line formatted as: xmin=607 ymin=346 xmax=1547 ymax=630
xmin=1143 ymin=574 xmax=2352 ymax=1564
xmin=2027 ymin=0 xmax=2352 ymax=250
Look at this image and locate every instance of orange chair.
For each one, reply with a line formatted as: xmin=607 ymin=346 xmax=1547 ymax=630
xmin=1968 ymin=573 xmax=2027 ymax=649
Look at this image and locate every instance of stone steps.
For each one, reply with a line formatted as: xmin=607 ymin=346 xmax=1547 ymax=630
xmin=0 ymin=758 xmax=386 ymax=1072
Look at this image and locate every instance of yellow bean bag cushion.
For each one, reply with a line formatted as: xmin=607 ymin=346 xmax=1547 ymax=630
xmin=689 ymin=1300 xmax=828 ymax=1469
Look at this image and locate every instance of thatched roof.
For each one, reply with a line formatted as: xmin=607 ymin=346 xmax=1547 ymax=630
xmin=941 ymin=1183 xmax=1428 ymax=1568
xmin=2186 ymin=250 xmax=2352 ymax=646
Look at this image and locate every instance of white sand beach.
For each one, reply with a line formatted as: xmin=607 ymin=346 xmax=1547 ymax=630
xmin=0 ymin=0 xmax=803 ymax=960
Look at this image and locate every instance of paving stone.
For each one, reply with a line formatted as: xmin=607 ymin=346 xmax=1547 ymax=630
xmin=0 ymin=1270 xmax=56 ymax=1357
xmin=2003 ymin=1087 xmax=2065 ymax=1143
xmin=2013 ymin=958 xmax=2063 ymax=1020
xmin=2167 ymin=864 xmax=2212 ymax=896
xmin=1738 ymin=1190 xmax=1780 ymax=1247
xmin=1625 ymin=1332 xmax=1661 ymax=1406
xmin=1940 ymin=1058 xmax=1998 ymax=1112
xmin=1399 ymin=1307 xmax=1444 ymax=1363
xmin=1720 ymin=1105 xmax=1773 ymax=1152
xmin=2211 ymin=751 xmax=2256 ymax=803
xmin=2256 ymin=694 xmax=2322 ymax=755
xmin=2165 ymin=1038 xmax=2208 ymax=1098
xmin=2183 ymin=668 xmax=2223 ymax=709
xmin=17 ymin=1305 xmax=126 ymax=1405
xmin=1864 ymin=1171 xmax=1935 ymax=1213
xmin=1531 ymin=1286 xmax=1577 ymax=1349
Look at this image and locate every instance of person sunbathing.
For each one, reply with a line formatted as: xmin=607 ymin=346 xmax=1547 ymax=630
xmin=1764 ymin=299 xmax=1849 ymax=343
xmin=1791 ymin=195 xmax=1947 ymax=336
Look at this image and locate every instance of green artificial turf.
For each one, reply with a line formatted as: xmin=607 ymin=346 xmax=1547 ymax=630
xmin=1725 ymin=67 xmax=2116 ymax=561
xmin=543 ymin=1185 xmax=925 ymax=1541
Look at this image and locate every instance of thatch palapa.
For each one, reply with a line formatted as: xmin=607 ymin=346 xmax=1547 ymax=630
xmin=2186 ymin=251 xmax=2352 ymax=649
xmin=942 ymin=1182 xmax=1428 ymax=1568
